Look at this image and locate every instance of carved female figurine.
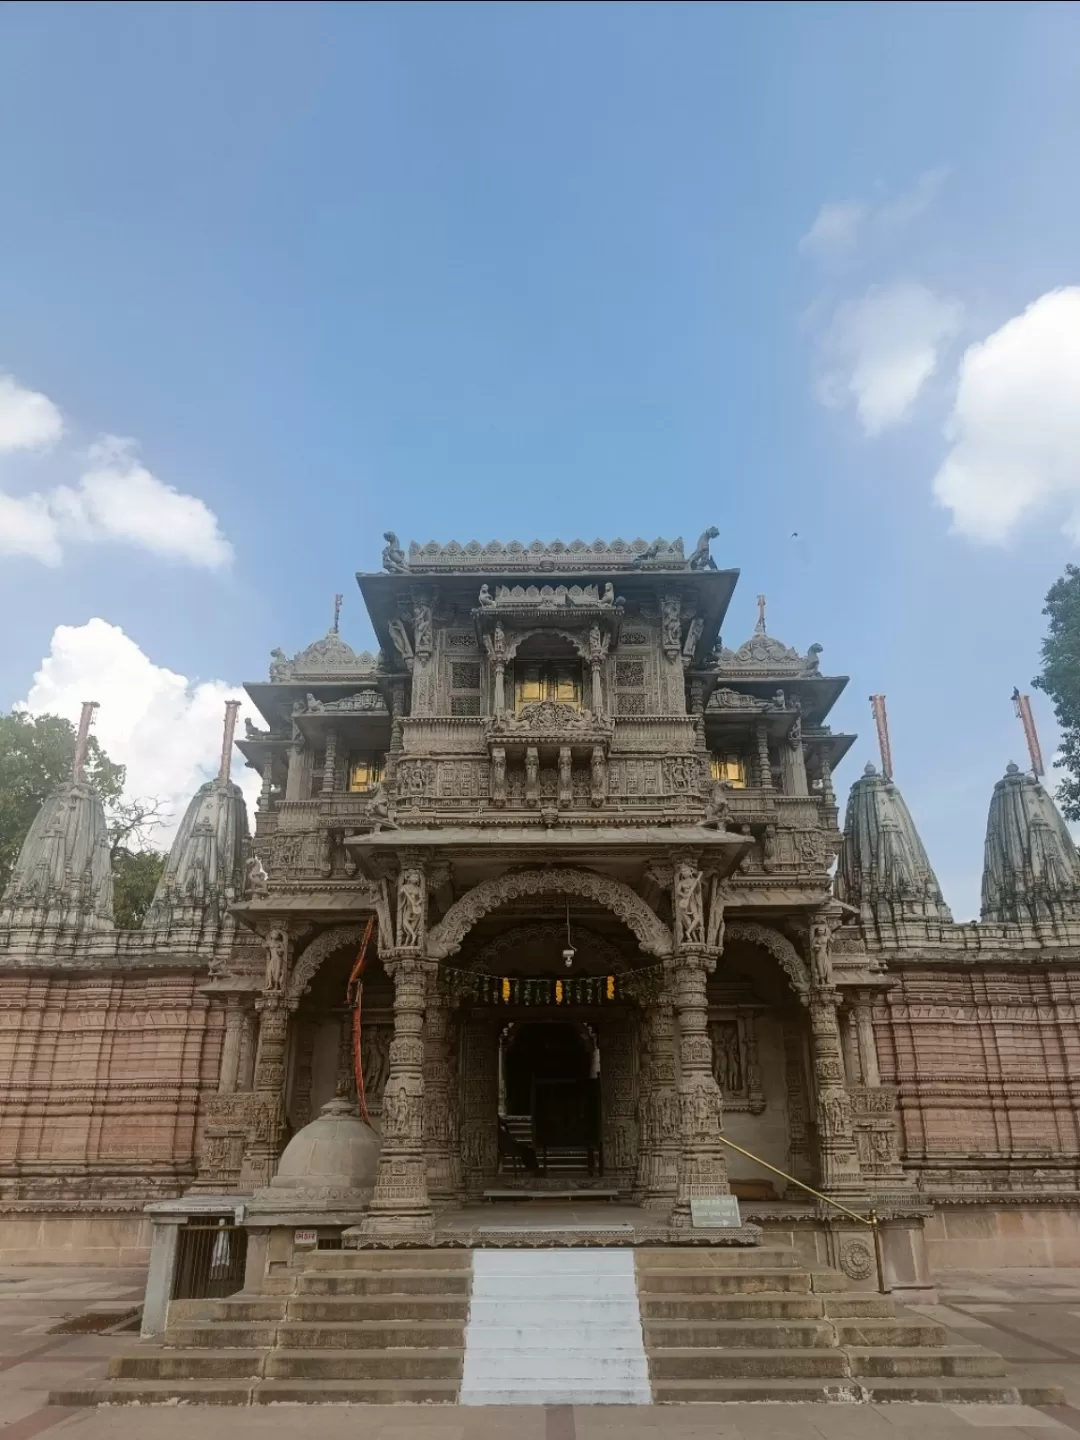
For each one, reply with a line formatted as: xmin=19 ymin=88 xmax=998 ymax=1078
xmin=673 ymin=861 xmax=705 ymax=946
xmin=264 ymin=926 xmax=289 ymax=992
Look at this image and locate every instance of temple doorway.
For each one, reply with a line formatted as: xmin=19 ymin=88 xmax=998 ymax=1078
xmin=499 ymin=1021 xmax=601 ymax=1176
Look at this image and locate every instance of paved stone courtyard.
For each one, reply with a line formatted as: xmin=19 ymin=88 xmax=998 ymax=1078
xmin=1 ymin=1266 xmax=1079 ymax=1439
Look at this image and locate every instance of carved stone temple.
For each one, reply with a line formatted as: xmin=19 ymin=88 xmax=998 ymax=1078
xmin=4 ymin=531 xmax=1080 ymax=1293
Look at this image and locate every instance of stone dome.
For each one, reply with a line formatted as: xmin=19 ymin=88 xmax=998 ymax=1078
xmin=259 ymin=1098 xmax=382 ymax=1214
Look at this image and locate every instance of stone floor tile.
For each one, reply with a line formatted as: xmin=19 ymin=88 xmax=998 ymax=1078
xmin=948 ymin=1406 xmax=1068 ymax=1429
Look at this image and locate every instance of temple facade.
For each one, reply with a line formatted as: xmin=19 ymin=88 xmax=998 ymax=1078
xmin=3 ymin=530 xmax=1080 ymax=1281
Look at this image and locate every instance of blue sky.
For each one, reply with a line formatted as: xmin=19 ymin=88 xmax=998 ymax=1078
xmin=2 ymin=1 xmax=1080 ymax=917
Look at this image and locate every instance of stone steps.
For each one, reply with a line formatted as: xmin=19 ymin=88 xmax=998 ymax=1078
xmin=51 ymin=1237 xmax=1065 ymax=1409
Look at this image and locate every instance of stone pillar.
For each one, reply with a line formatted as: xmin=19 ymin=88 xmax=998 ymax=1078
xmin=240 ymin=998 xmax=290 ymax=1187
xmin=360 ymin=951 xmax=433 ymax=1235
xmin=423 ymin=972 xmax=462 ymax=1207
xmin=218 ymin=999 xmax=246 ymax=1095
xmin=258 ymin=757 xmax=274 ymax=810
xmin=841 ymin=1006 xmax=862 ymax=1086
xmin=754 ymin=720 xmax=773 ymax=792
xmin=285 ymin=737 xmax=310 ymax=801
xmin=461 ymin=1017 xmax=500 ymax=1199
xmin=590 ymin=661 xmax=603 ymax=714
xmin=240 ymin=928 xmax=292 ymax=1187
xmin=599 ymin=1014 xmax=637 ymax=1191
xmin=493 ymin=662 xmax=506 ymax=714
xmin=806 ymin=987 xmax=864 ymax=1196
xmin=321 ymin=727 xmax=339 ymax=795
xmin=670 ymin=949 xmax=731 ymax=1225
xmin=238 ymin=1008 xmax=257 ymax=1091
xmin=558 ymin=747 xmax=572 ymax=808
xmin=780 ymin=715 xmax=808 ymax=797
xmin=634 ymin=1000 xmax=680 ymax=1209
xmin=525 ymin=747 xmax=539 ymax=807
xmin=853 ymin=992 xmax=881 ymax=1088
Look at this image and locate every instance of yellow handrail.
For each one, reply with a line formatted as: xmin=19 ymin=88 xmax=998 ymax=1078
xmin=715 ymin=1133 xmax=889 ymax=1293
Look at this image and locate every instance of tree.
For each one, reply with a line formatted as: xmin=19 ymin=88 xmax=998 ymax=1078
xmin=1034 ymin=564 xmax=1080 ymax=821
xmin=0 ymin=710 xmax=166 ymax=927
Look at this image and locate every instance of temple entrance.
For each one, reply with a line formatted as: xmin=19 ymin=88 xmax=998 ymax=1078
xmin=499 ymin=1021 xmax=602 ymax=1177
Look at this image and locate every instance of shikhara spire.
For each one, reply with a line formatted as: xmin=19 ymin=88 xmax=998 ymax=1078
xmin=836 ymin=763 xmax=952 ymax=927
xmin=981 ymin=761 xmax=1080 ymax=925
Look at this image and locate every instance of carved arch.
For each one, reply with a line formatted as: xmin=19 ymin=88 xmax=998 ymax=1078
xmin=426 ymin=868 xmax=673 ymax=960
xmin=724 ymin=921 xmax=809 ymax=995
xmin=288 ymin=922 xmax=371 ymax=1002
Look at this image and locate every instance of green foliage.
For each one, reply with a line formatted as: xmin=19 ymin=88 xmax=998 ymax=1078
xmin=111 ymin=847 xmax=166 ymax=929
xmin=0 ymin=710 xmax=167 ymax=926
xmin=0 ymin=710 xmax=126 ymax=898
xmin=1034 ymin=564 xmax=1080 ymax=821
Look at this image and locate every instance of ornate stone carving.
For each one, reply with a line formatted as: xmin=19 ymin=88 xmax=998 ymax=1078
xmin=688 ymin=526 xmax=719 ymax=571
xmin=725 ymin=922 xmax=809 ymax=995
xmin=406 ymin=536 xmax=685 ymax=571
xmin=839 ymin=1238 xmax=875 ymax=1282
xmin=381 ymin=531 xmax=408 ymax=572
xmin=673 ymin=861 xmax=706 ymax=949
xmin=268 ymin=632 xmax=378 ymax=682
xmin=426 ymin=868 xmax=674 ymax=959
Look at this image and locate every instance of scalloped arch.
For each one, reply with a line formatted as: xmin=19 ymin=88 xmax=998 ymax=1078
xmin=289 ymin=923 xmax=371 ymax=1001
xmin=426 ymin=868 xmax=673 ymax=960
xmin=725 ymin=921 xmax=808 ymax=994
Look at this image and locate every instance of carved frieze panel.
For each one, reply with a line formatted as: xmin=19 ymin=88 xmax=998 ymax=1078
xmin=707 ymin=1010 xmax=766 ymax=1114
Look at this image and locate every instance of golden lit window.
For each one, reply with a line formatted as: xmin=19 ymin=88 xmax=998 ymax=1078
xmin=710 ymin=753 xmax=747 ymax=788
xmin=514 ymin=661 xmax=582 ymax=713
xmin=347 ymin=753 xmax=384 ymax=793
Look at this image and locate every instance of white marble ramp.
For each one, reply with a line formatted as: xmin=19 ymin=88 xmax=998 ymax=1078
xmin=459 ymin=1247 xmax=651 ymax=1405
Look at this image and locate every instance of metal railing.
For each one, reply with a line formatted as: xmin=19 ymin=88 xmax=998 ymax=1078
xmin=716 ymin=1134 xmax=888 ymax=1293
xmin=171 ymin=1220 xmax=248 ymax=1301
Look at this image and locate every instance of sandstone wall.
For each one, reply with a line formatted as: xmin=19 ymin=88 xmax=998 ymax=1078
xmin=877 ymin=966 xmax=1080 ymax=1200
xmin=0 ymin=970 xmax=222 ymax=1262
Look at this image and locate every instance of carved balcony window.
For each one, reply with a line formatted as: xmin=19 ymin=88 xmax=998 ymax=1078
xmin=710 ymin=751 xmax=748 ymax=789
xmin=346 ymin=751 xmax=385 ymax=793
xmin=513 ymin=660 xmax=582 ymax=714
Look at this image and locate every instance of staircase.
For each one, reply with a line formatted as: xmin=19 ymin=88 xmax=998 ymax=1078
xmin=636 ymin=1247 xmax=1049 ymax=1404
xmin=51 ymin=1238 xmax=1061 ymax=1407
xmin=53 ymin=1249 xmax=469 ymax=1406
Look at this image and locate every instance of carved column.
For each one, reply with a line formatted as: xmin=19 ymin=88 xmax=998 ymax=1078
xmin=240 ymin=999 xmax=291 ymax=1186
xmin=360 ymin=952 xmax=433 ymax=1234
xmin=782 ymin=1016 xmax=813 ymax=1182
xmin=218 ymin=998 xmax=246 ymax=1095
xmin=670 ymin=947 xmax=731 ymax=1224
xmin=525 ymin=747 xmax=539 ymax=807
xmin=558 ymin=747 xmax=572 ymax=808
xmin=240 ymin=928 xmax=293 ymax=1187
xmin=321 ymin=727 xmax=339 ymax=795
xmin=635 ymin=999 xmax=680 ymax=1209
xmin=590 ymin=746 xmax=606 ymax=807
xmin=461 ymin=1016 xmax=500 ymax=1199
xmin=291 ymin=1018 xmax=316 ymax=1129
xmin=754 ymin=721 xmax=773 ymax=791
xmin=491 ymin=746 xmax=507 ymax=806
xmin=258 ymin=757 xmax=274 ymax=810
xmin=385 ymin=680 xmax=407 ymax=784
xmin=238 ymin=1008 xmax=257 ymax=1090
xmin=285 ymin=736 xmax=311 ymax=801
xmin=599 ymin=1014 xmax=637 ymax=1191
xmin=493 ymin=662 xmax=507 ymax=714
xmin=841 ymin=1006 xmax=862 ymax=1085
xmin=423 ymin=972 xmax=462 ymax=1207
xmin=805 ymin=922 xmax=864 ymax=1196
xmin=780 ymin=713 xmax=809 ymax=797
xmin=853 ymin=991 xmax=881 ymax=1087
xmin=590 ymin=661 xmax=603 ymax=713
xmin=336 ymin=1009 xmax=357 ymax=1102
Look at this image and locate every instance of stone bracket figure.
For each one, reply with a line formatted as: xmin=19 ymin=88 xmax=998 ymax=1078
xmin=689 ymin=526 xmax=719 ymax=571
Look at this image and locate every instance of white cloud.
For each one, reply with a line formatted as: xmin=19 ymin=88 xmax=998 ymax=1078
xmin=819 ymin=281 xmax=963 ymax=435
xmin=799 ymin=202 xmax=867 ymax=256
xmin=0 ymin=374 xmax=63 ymax=452
xmin=1 ymin=436 xmax=232 ymax=570
xmin=801 ymin=167 xmax=948 ymax=258
xmin=18 ymin=619 xmax=260 ymax=842
xmin=0 ymin=491 xmax=62 ymax=566
xmin=932 ymin=288 xmax=1080 ymax=544
xmin=51 ymin=436 xmax=233 ymax=567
